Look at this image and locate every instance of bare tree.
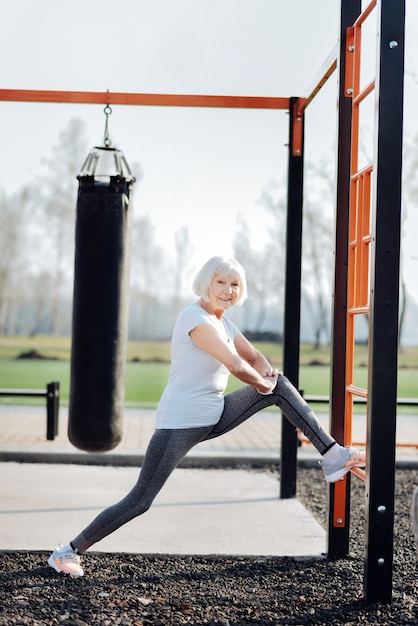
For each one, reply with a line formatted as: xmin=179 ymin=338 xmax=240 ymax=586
xmin=26 ymin=271 xmax=54 ymax=337
xmin=301 ymin=159 xmax=336 ymax=348
xmin=233 ymin=182 xmax=286 ymax=333
xmin=172 ymin=226 xmax=194 ymax=321
xmin=233 ymin=223 xmax=268 ymax=330
xmin=398 ymin=131 xmax=418 ymax=349
xmin=302 ymin=198 xmax=334 ymax=349
xmin=359 ymin=128 xmax=414 ymax=349
xmin=38 ymin=117 xmax=89 ymax=334
xmin=129 ymin=215 xmax=171 ymax=338
xmin=0 ymin=188 xmax=31 ymax=334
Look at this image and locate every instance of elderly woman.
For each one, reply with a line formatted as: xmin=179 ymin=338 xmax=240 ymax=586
xmin=49 ymin=256 xmax=365 ymax=577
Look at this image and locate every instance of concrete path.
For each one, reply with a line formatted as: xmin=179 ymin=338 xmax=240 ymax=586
xmin=0 ymin=462 xmax=325 ymax=557
xmin=1 ymin=404 xmax=417 ymax=559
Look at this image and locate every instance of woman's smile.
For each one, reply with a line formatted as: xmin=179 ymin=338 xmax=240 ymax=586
xmin=199 ymin=274 xmax=241 ymax=317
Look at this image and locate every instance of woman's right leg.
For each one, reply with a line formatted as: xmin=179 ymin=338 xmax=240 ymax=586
xmin=205 ymin=375 xmax=335 ymax=454
xmin=70 ymin=426 xmax=211 ymax=553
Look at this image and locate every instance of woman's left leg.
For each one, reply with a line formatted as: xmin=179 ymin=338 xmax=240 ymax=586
xmin=70 ymin=426 xmax=212 ymax=554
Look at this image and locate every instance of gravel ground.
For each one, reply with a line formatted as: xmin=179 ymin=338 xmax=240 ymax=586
xmin=1 ymin=466 xmax=418 ymax=625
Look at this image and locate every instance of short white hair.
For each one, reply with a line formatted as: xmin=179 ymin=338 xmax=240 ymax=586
xmin=192 ymin=256 xmax=248 ymax=306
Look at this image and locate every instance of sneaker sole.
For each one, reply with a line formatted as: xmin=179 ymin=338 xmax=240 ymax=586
xmin=325 ymin=461 xmax=366 ymax=483
xmin=47 ymin=555 xmax=84 ymax=577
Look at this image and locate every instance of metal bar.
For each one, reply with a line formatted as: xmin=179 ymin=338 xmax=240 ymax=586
xmin=351 ymin=467 xmax=366 ymax=481
xmin=353 ymin=18 xmax=362 ymax=101
xmin=346 ymin=384 xmax=368 ymax=398
xmin=364 ymin=0 xmax=406 ymax=605
xmin=345 ymin=26 xmax=355 ymax=98
xmin=298 ymin=44 xmax=338 ymax=114
xmin=360 ymin=170 xmax=372 ymax=304
xmin=0 ymin=88 xmax=290 ymax=110
xmin=280 ymin=97 xmax=305 ymax=500
xmin=291 ymin=100 xmax=305 ymax=157
xmin=303 ymin=394 xmax=418 ymax=406
xmin=351 ymin=163 xmax=373 ymax=181
xmin=0 ymin=383 xmax=60 ymax=441
xmin=353 ymin=0 xmax=377 ymax=28
xmin=348 ymin=305 xmax=370 ymax=314
xmin=0 ymin=389 xmax=45 ymax=397
xmin=46 ymin=381 xmax=60 ymax=441
xmin=333 ymin=478 xmax=349 ymax=528
xmin=353 ymin=79 xmax=375 ymax=106
xmin=300 ymin=433 xmax=418 ymax=450
xmin=327 ymin=0 xmax=362 ymax=558
xmin=356 ymin=172 xmax=366 ymax=304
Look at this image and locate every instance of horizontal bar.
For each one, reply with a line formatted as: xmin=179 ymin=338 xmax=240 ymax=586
xmin=299 ymin=43 xmax=338 ymax=114
xmin=353 ymin=79 xmax=375 ymax=106
xmin=300 ymin=436 xmax=418 ymax=449
xmin=348 ymin=305 xmax=370 ymax=315
xmin=353 ymin=0 xmax=376 ymax=29
xmin=350 ymin=467 xmax=366 ymax=482
xmin=0 ymin=389 xmax=45 ymax=397
xmin=0 ymin=89 xmax=290 ymax=110
xmin=347 ymin=384 xmax=368 ymax=399
xmin=304 ymin=395 xmax=418 ymax=407
xmin=351 ymin=163 xmax=373 ymax=181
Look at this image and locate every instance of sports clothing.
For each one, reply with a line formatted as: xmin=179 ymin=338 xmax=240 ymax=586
xmin=69 ymin=376 xmax=337 ymax=554
xmin=155 ymin=303 xmax=238 ymax=428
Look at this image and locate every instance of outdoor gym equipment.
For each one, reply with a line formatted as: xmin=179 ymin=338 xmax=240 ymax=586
xmin=68 ymin=107 xmax=136 ymax=452
xmin=0 ymin=0 xmax=406 ymax=604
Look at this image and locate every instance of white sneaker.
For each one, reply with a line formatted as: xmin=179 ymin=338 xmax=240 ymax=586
xmin=48 ymin=544 xmax=84 ymax=577
xmin=321 ymin=446 xmax=366 ymax=483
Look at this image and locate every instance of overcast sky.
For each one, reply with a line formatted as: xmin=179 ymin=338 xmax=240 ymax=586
xmin=1 ymin=0 xmax=417 ymax=302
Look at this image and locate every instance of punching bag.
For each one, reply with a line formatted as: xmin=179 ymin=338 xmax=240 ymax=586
xmin=68 ymin=139 xmax=135 ymax=452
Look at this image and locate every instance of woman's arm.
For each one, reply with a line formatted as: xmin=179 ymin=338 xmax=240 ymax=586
xmin=189 ymin=324 xmax=278 ymax=393
xmin=233 ymin=330 xmax=278 ymax=375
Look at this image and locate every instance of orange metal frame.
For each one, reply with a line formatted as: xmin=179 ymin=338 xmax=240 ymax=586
xmin=332 ymin=0 xmax=377 ymax=528
xmin=0 ymin=89 xmax=298 ymax=161
xmin=0 ymin=61 xmax=337 ymax=158
xmin=0 ymin=88 xmax=289 ymax=110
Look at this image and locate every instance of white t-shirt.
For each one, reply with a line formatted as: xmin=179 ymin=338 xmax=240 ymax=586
xmin=155 ymin=302 xmax=239 ymax=429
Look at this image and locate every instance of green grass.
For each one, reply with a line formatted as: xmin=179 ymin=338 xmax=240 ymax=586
xmin=0 ymin=336 xmax=417 ymax=408
xmin=2 ymin=335 xmax=418 ymax=367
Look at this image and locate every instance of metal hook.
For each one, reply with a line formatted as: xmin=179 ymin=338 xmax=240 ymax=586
xmin=103 ymin=105 xmax=112 ymax=147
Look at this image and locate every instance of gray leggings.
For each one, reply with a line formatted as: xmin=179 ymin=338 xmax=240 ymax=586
xmin=72 ymin=375 xmax=335 ymax=553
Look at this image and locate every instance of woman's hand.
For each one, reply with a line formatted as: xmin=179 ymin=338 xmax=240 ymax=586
xmin=263 ymin=367 xmax=281 ymax=379
xmin=257 ymin=369 xmax=282 ymax=395
xmin=264 ymin=368 xmax=282 ymax=388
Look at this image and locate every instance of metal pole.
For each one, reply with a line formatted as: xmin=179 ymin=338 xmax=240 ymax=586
xmin=327 ymin=0 xmax=361 ymax=558
xmin=364 ymin=0 xmax=405 ymax=604
xmin=46 ymin=381 xmax=60 ymax=441
xmin=280 ymin=97 xmax=304 ymax=499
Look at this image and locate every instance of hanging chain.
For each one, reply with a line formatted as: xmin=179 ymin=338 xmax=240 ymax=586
xmin=103 ymin=105 xmax=112 ymax=147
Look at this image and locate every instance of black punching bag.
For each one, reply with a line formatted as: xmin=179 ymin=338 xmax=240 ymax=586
xmin=68 ymin=141 xmax=135 ymax=452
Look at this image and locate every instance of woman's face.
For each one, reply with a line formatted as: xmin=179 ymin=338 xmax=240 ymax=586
xmin=206 ymin=273 xmax=241 ymax=312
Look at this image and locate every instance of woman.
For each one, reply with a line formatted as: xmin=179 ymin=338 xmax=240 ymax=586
xmin=48 ymin=256 xmax=365 ymax=577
